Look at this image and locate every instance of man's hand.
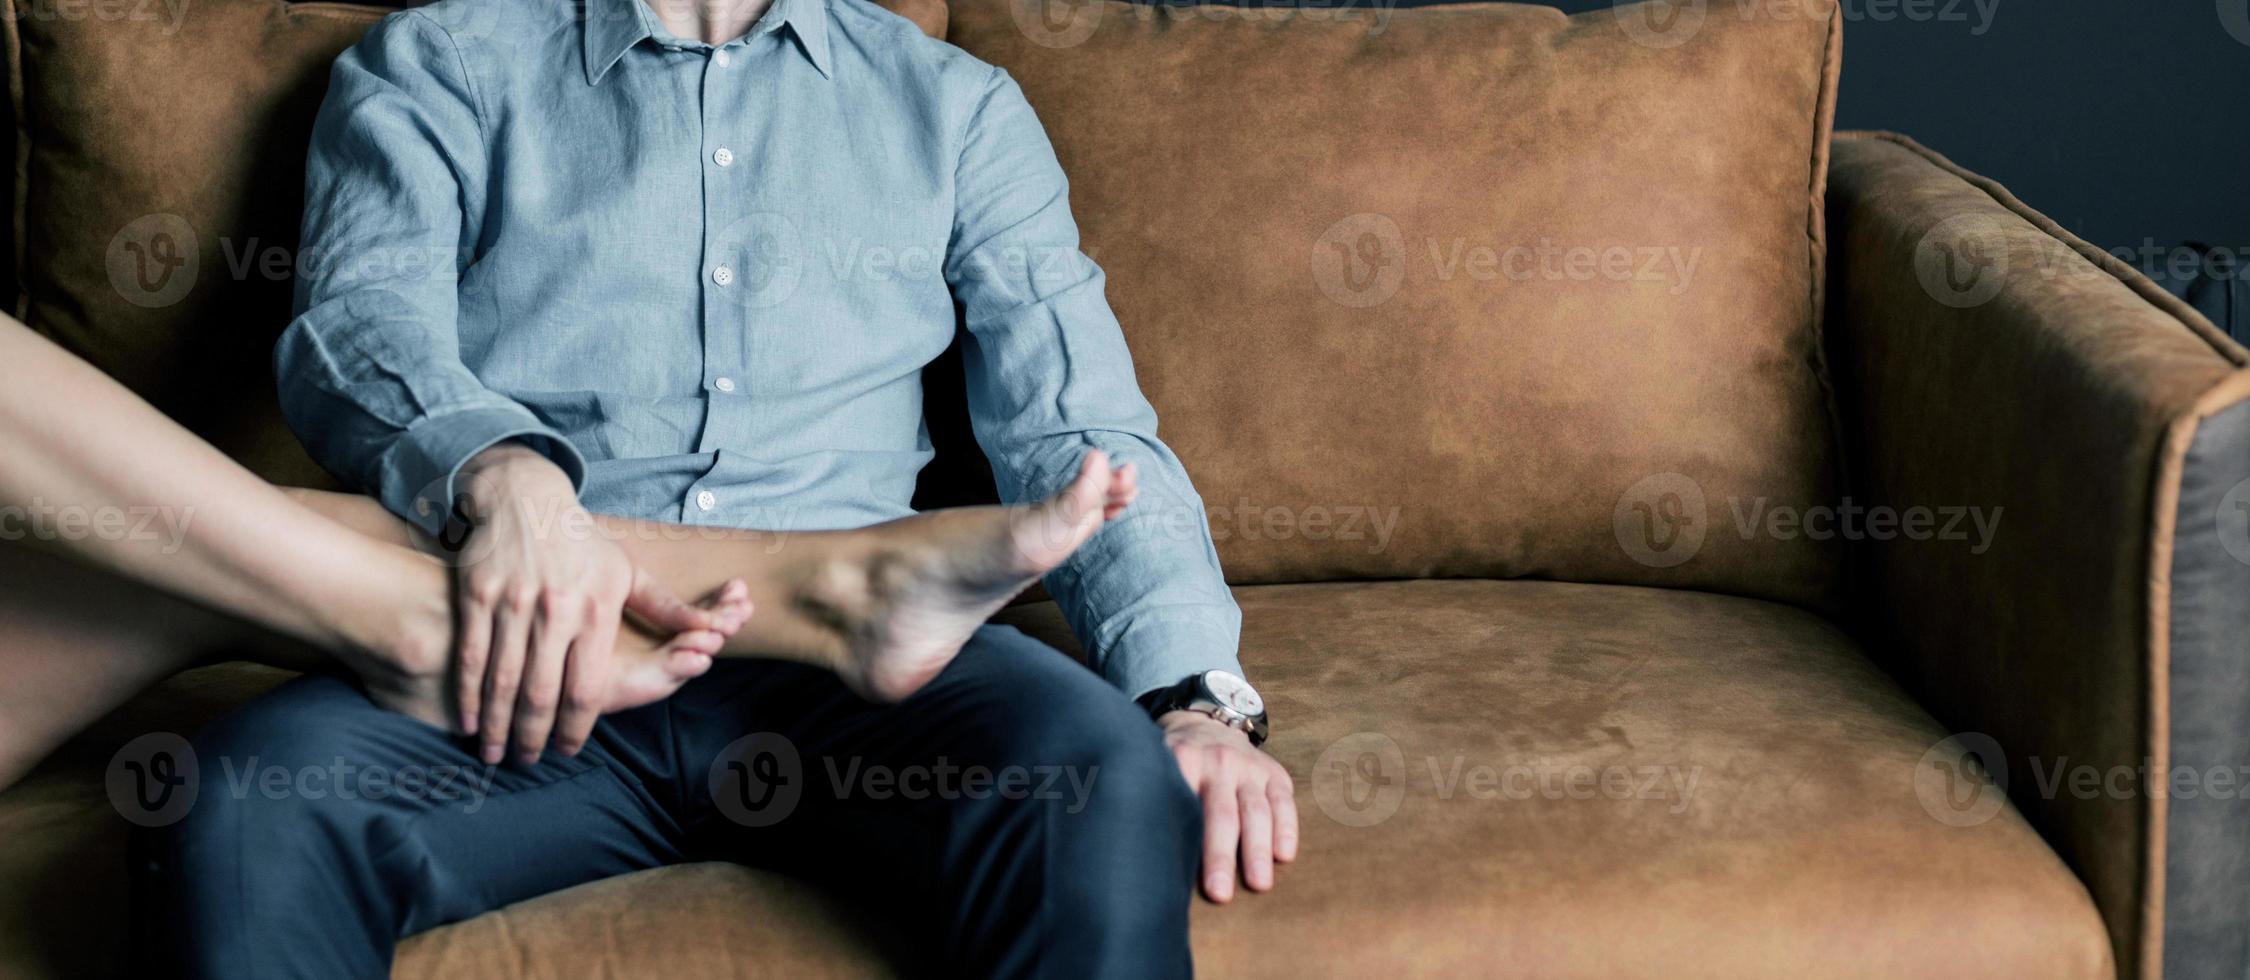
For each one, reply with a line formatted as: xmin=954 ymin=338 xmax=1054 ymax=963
xmin=452 ymin=444 xmax=729 ymax=765
xmin=1160 ymin=710 xmax=1298 ymax=902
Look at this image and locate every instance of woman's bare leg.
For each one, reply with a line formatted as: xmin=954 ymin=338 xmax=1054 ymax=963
xmin=0 ymin=320 xmax=737 ymax=787
xmin=291 ymin=449 xmax=1141 ymax=702
xmin=0 ymin=313 xmax=1133 ymax=785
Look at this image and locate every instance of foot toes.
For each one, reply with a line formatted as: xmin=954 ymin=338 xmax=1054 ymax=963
xmin=1052 ymin=450 xmax=1112 ymax=526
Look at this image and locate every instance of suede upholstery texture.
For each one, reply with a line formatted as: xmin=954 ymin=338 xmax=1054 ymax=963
xmin=1823 ymin=131 xmax=2250 ymax=980
xmin=947 ymin=0 xmax=1845 ymax=608
xmin=2 ymin=585 xmax=2116 ymax=979
xmin=5 ymin=0 xmax=2242 ymax=977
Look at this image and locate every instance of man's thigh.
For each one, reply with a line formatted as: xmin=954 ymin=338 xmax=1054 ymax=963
xmin=670 ymin=623 xmax=1168 ymax=832
xmin=142 ymin=674 xmax=690 ymax=971
xmin=666 ymin=626 xmax=1200 ymax=967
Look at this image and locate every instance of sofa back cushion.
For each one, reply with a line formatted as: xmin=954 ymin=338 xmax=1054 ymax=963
xmin=0 ymin=0 xmax=946 ymax=487
xmin=949 ymin=0 xmax=1845 ymax=607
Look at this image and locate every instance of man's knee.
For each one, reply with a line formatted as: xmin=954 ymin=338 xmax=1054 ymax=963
xmin=979 ymin=673 xmax=1202 ymax=875
xmin=140 ymin=675 xmax=438 ymax=971
xmin=161 ymin=675 xmax=444 ymax=870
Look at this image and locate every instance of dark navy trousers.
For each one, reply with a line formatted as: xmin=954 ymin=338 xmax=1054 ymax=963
xmin=137 ymin=625 xmax=1201 ymax=978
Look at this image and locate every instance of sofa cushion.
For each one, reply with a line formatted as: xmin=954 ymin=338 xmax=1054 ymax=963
xmin=0 ymin=0 xmax=945 ymax=487
xmin=942 ymin=0 xmax=1846 ymax=608
xmin=0 ymin=581 xmax=2110 ymax=978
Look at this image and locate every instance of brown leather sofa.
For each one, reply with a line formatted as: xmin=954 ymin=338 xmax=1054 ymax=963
xmin=4 ymin=0 xmax=2247 ymax=977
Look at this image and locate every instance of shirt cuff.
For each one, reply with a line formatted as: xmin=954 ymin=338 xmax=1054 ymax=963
xmin=377 ymin=404 xmax=588 ymax=537
xmin=1096 ymin=610 xmax=1247 ymax=703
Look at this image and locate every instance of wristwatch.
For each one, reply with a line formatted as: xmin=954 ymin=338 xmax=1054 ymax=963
xmin=1139 ymin=670 xmax=1269 ymax=747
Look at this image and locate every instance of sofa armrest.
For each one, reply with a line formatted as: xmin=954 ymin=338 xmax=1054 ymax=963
xmin=1824 ymin=132 xmax=2250 ymax=980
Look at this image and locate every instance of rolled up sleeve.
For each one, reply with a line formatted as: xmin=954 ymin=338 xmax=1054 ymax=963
xmin=946 ymin=66 xmax=1244 ymax=699
xmin=275 ymin=11 xmax=581 ymax=536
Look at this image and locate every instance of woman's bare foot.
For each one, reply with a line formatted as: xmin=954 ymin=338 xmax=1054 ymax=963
xmin=800 ymin=450 xmax=1139 ymax=701
xmin=603 ymin=580 xmax=753 ymax=711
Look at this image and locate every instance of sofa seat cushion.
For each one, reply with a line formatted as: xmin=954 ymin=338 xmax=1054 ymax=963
xmin=0 ymin=581 xmax=2110 ymax=978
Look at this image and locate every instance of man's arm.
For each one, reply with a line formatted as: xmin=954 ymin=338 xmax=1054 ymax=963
xmin=944 ymin=65 xmax=1296 ymax=902
xmin=278 ymin=13 xmax=727 ymax=763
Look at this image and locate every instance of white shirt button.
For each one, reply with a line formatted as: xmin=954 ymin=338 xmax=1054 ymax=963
xmin=713 ymin=147 xmax=734 ymax=168
xmin=695 ymin=490 xmax=717 ymax=511
xmin=713 ymin=376 xmax=736 ymax=393
xmin=713 ymin=49 xmax=732 ymax=68
xmin=712 ymin=265 xmax=734 ymax=286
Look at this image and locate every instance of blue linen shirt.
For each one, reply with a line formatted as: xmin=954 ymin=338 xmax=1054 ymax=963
xmin=276 ymin=0 xmax=1242 ymax=698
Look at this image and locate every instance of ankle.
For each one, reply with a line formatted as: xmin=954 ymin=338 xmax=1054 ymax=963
xmin=320 ymin=549 xmax=453 ymax=682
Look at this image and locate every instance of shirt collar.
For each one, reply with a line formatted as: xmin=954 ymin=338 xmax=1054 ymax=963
xmin=583 ymin=0 xmax=832 ymax=85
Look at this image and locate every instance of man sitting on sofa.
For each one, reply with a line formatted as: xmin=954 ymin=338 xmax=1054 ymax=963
xmin=146 ymin=0 xmax=1295 ymax=975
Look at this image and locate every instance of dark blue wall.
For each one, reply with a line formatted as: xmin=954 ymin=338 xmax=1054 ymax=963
xmin=1480 ymin=0 xmax=2250 ymax=260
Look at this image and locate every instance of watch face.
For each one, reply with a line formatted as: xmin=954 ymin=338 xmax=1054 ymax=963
xmin=1203 ymin=670 xmax=1263 ymax=716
